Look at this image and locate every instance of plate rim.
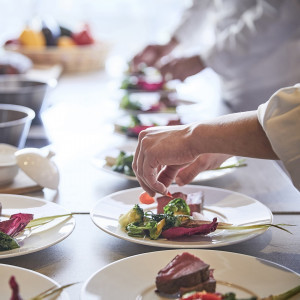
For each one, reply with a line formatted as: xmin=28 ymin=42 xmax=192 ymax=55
xmin=90 ymin=185 xmax=273 ymax=249
xmin=0 ymin=193 xmax=76 ymax=259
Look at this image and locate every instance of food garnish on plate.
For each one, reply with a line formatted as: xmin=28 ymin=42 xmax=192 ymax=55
xmin=156 ymin=252 xmax=300 ymax=300
xmin=9 ymin=275 xmax=76 ymax=300
xmin=105 ymin=150 xmax=135 ymax=177
xmin=0 ymin=203 xmax=77 ymax=252
xmin=120 ymin=66 xmax=174 ymax=93
xmin=115 ymin=114 xmax=182 ymax=138
xmin=120 ymin=92 xmax=181 ymax=113
xmin=118 ymin=192 xmax=291 ymax=241
xmin=155 ymin=252 xmax=216 ymax=297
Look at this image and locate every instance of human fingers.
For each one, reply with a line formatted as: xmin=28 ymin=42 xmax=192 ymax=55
xmin=142 ymin=154 xmax=168 ymax=195
xmin=175 ymin=154 xmax=231 ymax=185
xmin=157 ymin=165 xmax=183 ymax=188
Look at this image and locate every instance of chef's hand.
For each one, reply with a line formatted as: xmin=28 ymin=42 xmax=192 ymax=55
xmin=159 ymin=55 xmax=206 ymax=81
xmin=175 ymin=153 xmax=232 ymax=186
xmin=130 ymin=38 xmax=178 ymax=73
xmin=132 ymin=124 xmax=201 ymax=196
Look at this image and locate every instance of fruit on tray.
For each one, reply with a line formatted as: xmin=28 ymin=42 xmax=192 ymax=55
xmin=5 ymin=21 xmax=95 ymax=48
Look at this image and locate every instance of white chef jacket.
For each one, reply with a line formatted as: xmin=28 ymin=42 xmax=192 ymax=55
xmin=173 ymin=0 xmax=300 ymax=112
xmin=257 ymin=84 xmax=300 ymax=191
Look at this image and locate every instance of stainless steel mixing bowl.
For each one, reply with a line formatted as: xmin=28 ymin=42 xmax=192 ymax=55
xmin=0 ymin=104 xmax=35 ymax=148
xmin=0 ymin=76 xmax=49 ymax=124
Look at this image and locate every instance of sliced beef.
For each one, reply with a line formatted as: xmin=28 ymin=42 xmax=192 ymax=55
xmin=186 ymin=192 xmax=204 ymax=214
xmin=157 ymin=195 xmax=172 ymax=214
xmin=157 ymin=191 xmax=203 ymax=215
xmin=155 ymin=252 xmax=210 ymax=294
xmin=179 ymin=270 xmax=216 ymax=296
xmin=171 ymin=192 xmax=187 ymax=201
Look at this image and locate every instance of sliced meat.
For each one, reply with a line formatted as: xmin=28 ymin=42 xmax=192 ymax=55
xmin=179 ymin=270 xmax=216 ymax=296
xmin=171 ymin=192 xmax=187 ymax=201
xmin=155 ymin=252 xmax=210 ymax=294
xmin=186 ymin=192 xmax=204 ymax=214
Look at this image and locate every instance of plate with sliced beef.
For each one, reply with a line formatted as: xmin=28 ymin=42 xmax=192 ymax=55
xmin=81 ymin=249 xmax=300 ymax=300
xmin=90 ymin=185 xmax=273 ymax=248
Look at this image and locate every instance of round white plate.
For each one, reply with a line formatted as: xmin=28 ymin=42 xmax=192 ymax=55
xmin=90 ymin=185 xmax=273 ymax=248
xmin=81 ymin=249 xmax=300 ymax=300
xmin=0 ymin=194 xmax=75 ymax=259
xmin=0 ymin=264 xmax=69 ymax=299
xmin=93 ymin=142 xmax=242 ymax=182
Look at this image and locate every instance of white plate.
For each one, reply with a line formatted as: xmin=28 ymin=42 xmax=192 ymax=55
xmin=90 ymin=185 xmax=273 ymax=248
xmin=0 ymin=264 xmax=69 ymax=299
xmin=81 ymin=249 xmax=300 ymax=300
xmin=93 ymin=145 xmax=241 ymax=182
xmin=0 ymin=194 xmax=75 ymax=259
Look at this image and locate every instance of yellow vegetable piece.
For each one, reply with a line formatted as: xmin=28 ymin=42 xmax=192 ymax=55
xmin=57 ymin=36 xmax=76 ymax=47
xmin=19 ymin=28 xmax=45 ymax=48
xmin=156 ymin=219 xmax=166 ymax=235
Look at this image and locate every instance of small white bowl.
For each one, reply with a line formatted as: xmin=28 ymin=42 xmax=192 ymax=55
xmin=15 ymin=147 xmax=59 ymax=190
xmin=0 ymin=143 xmax=19 ymax=185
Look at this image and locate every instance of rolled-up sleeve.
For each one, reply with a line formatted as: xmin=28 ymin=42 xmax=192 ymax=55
xmin=257 ymin=84 xmax=300 ymax=191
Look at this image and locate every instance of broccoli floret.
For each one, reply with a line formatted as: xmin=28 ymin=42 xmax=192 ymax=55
xmin=126 ymin=220 xmax=157 ymax=239
xmin=0 ymin=231 xmax=20 ymax=251
xmin=112 ymin=151 xmax=134 ymax=177
xmin=119 ymin=204 xmax=144 ymax=228
xmin=163 ymin=198 xmax=190 ymax=216
xmin=120 ymin=94 xmax=141 ymax=110
xmin=126 ymin=218 xmax=166 ymax=240
xmin=145 ymin=211 xmax=185 ymax=229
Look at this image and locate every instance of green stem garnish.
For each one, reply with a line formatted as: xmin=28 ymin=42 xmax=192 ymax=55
xmin=217 ymin=223 xmax=294 ymax=234
xmin=29 ymin=282 xmax=78 ymax=300
xmin=26 ymin=212 xmax=88 ymax=229
xmin=215 ymin=159 xmax=247 ymax=170
xmin=262 ymin=284 xmax=300 ymax=300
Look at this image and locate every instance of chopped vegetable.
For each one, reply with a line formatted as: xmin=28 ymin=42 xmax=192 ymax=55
xmin=139 ymin=192 xmax=155 ymax=204
xmin=120 ymin=94 xmax=141 ymax=110
xmin=0 ymin=213 xmax=33 ymax=237
xmin=181 ymin=284 xmax=300 ymax=300
xmin=261 ymin=284 xmax=300 ymax=300
xmin=9 ymin=276 xmax=22 ymax=300
xmin=161 ymin=218 xmax=218 ymax=239
xmin=111 ymin=151 xmax=135 ymax=177
xmin=118 ymin=204 xmax=144 ymax=228
xmin=9 ymin=275 xmax=78 ymax=300
xmin=164 ymin=198 xmax=191 ymax=216
xmin=126 ymin=220 xmax=159 ymax=239
xmin=0 ymin=231 xmax=20 ymax=251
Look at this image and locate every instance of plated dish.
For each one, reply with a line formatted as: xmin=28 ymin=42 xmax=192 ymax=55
xmin=119 ymin=91 xmax=194 ymax=114
xmin=114 ymin=112 xmax=182 ymax=138
xmin=0 ymin=194 xmax=75 ymax=258
xmin=0 ymin=263 xmax=69 ymax=299
xmin=81 ymin=249 xmax=300 ymax=300
xmin=120 ymin=66 xmax=174 ymax=93
xmin=90 ymin=185 xmax=272 ymax=248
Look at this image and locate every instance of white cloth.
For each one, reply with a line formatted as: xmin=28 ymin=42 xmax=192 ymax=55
xmin=257 ymin=84 xmax=300 ymax=191
xmin=173 ymin=0 xmax=300 ymax=112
